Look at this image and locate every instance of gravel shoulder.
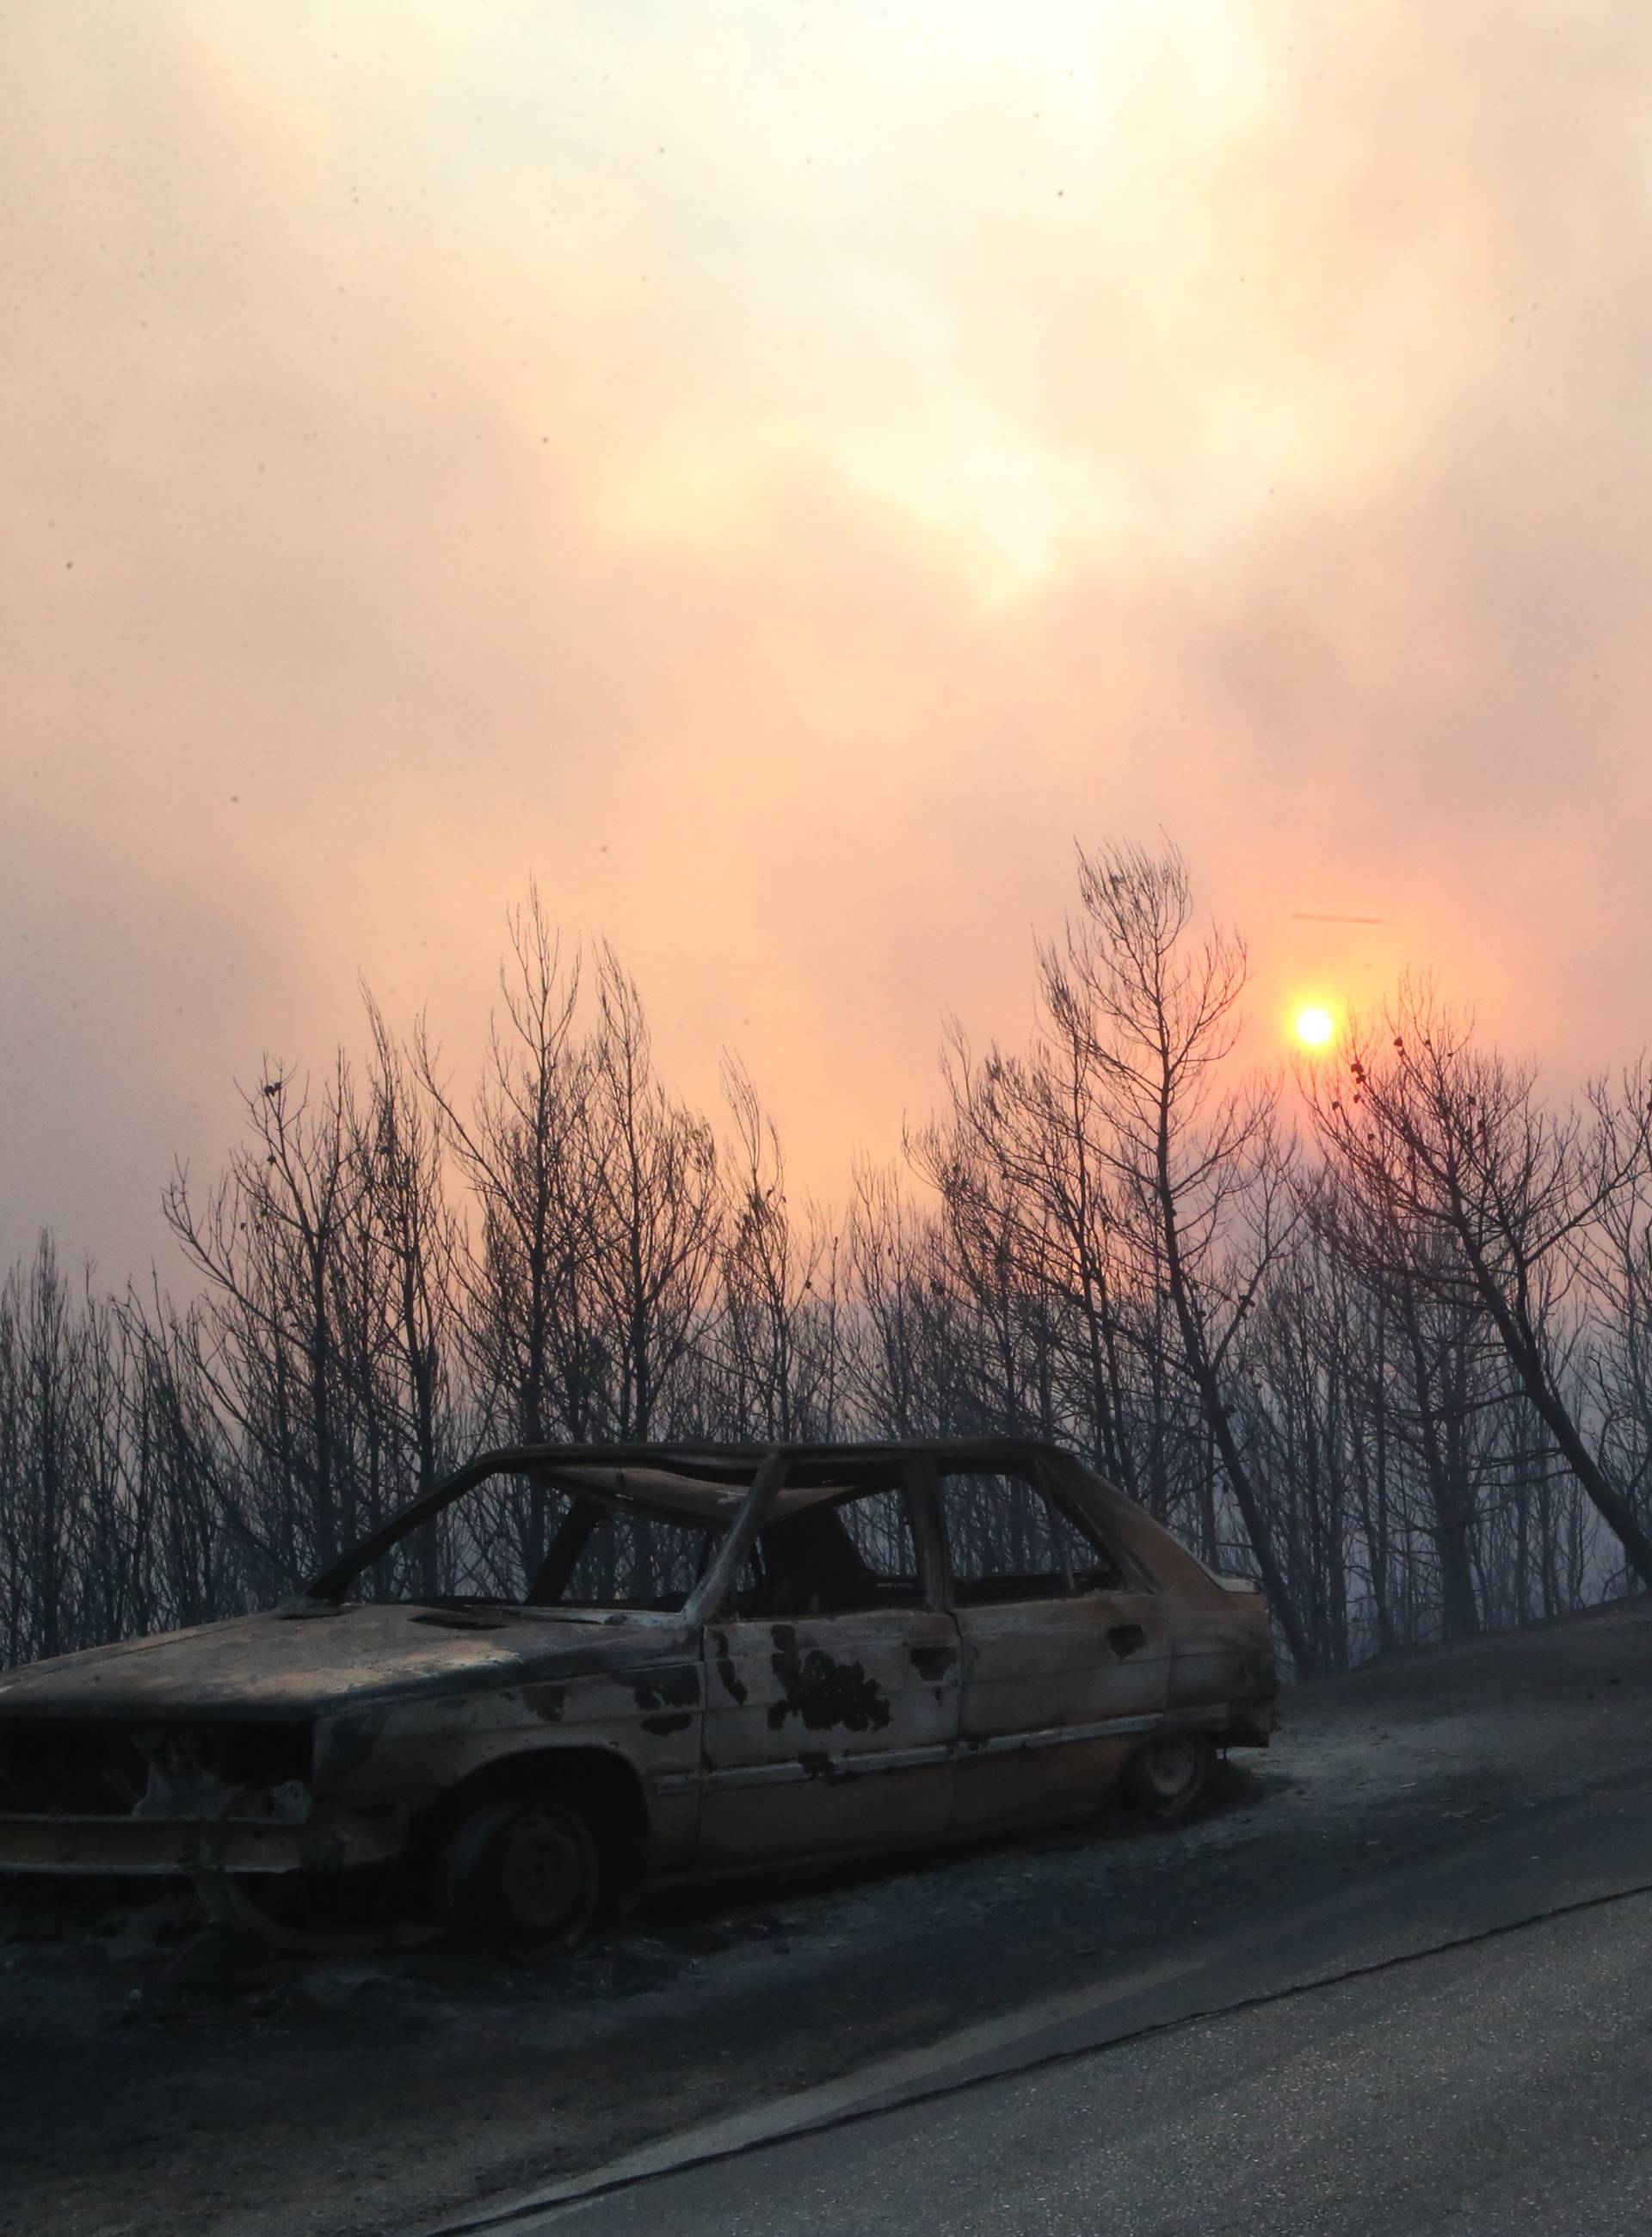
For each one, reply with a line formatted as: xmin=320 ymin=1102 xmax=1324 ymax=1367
xmin=5 ymin=1593 xmax=1652 ymax=2237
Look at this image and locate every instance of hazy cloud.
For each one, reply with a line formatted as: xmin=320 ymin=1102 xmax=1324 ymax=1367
xmin=3 ymin=1 xmax=1650 ymax=1273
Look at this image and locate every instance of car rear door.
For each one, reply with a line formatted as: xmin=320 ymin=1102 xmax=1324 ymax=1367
xmin=931 ymin=1457 xmax=1170 ymax=1833
xmin=695 ymin=1464 xmax=961 ymax=1868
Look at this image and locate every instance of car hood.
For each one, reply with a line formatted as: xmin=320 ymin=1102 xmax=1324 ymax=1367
xmin=0 ymin=1602 xmax=694 ymax=1722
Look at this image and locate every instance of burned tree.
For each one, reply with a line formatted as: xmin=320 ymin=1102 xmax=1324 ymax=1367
xmin=1047 ymin=842 xmax=1315 ymax=1673
xmin=1305 ymin=986 xmax=1652 ymax=1593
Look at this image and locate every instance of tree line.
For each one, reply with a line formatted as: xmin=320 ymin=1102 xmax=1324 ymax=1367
xmin=5 ymin=848 xmax=1651 ymax=1679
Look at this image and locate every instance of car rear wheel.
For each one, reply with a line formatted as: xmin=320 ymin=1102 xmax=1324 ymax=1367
xmin=1122 ymin=1733 xmax=1215 ymax=1820
xmin=441 ymin=1796 xmax=602 ymax=1958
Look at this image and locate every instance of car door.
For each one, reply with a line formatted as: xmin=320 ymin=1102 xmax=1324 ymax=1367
xmin=695 ymin=1465 xmax=962 ymax=1868
xmin=932 ymin=1457 xmax=1171 ymax=1833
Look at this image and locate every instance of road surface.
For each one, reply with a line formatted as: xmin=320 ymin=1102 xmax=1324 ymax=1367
xmin=443 ymin=1782 xmax=1652 ymax=2236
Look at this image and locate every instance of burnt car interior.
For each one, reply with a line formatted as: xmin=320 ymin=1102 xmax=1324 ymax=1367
xmin=745 ymin=1494 xmax=923 ymax=1616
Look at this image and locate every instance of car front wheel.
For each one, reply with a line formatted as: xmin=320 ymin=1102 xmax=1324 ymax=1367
xmin=441 ymin=1796 xmax=602 ymax=1957
xmin=1122 ymin=1733 xmax=1215 ymax=1820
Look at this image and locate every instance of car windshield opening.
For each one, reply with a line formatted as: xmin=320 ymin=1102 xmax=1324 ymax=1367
xmin=351 ymin=1476 xmax=734 ymax=1612
xmin=525 ymin=1492 xmax=725 ymax=1612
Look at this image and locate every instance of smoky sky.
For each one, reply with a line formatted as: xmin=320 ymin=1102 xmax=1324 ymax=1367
xmin=3 ymin=2 xmax=1649 ymax=1278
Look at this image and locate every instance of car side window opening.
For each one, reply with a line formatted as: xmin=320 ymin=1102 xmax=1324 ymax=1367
xmin=744 ymin=1486 xmax=925 ymax=1618
xmin=939 ymin=1470 xmax=1125 ymax=1605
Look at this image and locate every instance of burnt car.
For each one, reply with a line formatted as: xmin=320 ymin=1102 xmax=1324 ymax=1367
xmin=0 ymin=1439 xmax=1278 ymax=1953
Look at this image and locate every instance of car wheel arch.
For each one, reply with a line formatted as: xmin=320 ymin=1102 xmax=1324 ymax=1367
xmin=413 ymin=1744 xmax=650 ymax=1897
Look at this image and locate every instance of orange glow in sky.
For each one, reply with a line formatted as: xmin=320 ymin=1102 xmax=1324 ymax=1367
xmin=3 ymin=3 xmax=1652 ymax=1275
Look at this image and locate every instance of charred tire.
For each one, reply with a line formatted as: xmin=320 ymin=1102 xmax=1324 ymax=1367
xmin=441 ymin=1796 xmax=602 ymax=1958
xmin=1122 ymin=1732 xmax=1215 ymax=1820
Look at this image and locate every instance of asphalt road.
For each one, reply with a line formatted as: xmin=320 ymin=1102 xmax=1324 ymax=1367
xmin=458 ymin=1782 xmax=1652 ymax=2237
xmin=545 ymin=1889 xmax=1652 ymax=2236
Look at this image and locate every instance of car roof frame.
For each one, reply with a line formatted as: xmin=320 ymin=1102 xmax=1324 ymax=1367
xmin=301 ymin=1437 xmax=1080 ymax=1605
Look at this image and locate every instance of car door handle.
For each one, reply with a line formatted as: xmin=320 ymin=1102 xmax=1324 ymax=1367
xmin=1108 ymin=1623 xmax=1147 ymax=1660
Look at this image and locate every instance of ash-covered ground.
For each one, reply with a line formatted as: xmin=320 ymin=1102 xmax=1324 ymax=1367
xmin=4 ymin=1594 xmax=1651 ymax=2237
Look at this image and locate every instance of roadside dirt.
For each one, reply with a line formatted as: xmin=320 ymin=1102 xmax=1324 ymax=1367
xmin=4 ymin=1593 xmax=1652 ymax=2237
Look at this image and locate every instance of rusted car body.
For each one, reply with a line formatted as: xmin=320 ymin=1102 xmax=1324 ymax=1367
xmin=0 ymin=1439 xmax=1278 ymax=1949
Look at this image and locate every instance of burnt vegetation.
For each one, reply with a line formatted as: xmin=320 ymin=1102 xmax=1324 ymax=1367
xmin=5 ymin=851 xmax=1652 ymax=1681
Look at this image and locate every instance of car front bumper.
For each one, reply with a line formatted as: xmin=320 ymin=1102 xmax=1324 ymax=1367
xmin=0 ymin=1804 xmax=408 ymax=1876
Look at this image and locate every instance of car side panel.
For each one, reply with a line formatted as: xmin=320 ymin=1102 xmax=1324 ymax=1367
xmin=1165 ymin=1590 xmax=1279 ymax=1737
xmin=696 ymin=1611 xmax=961 ymax=1866
xmin=948 ymin=1589 xmax=1172 ymax=1831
